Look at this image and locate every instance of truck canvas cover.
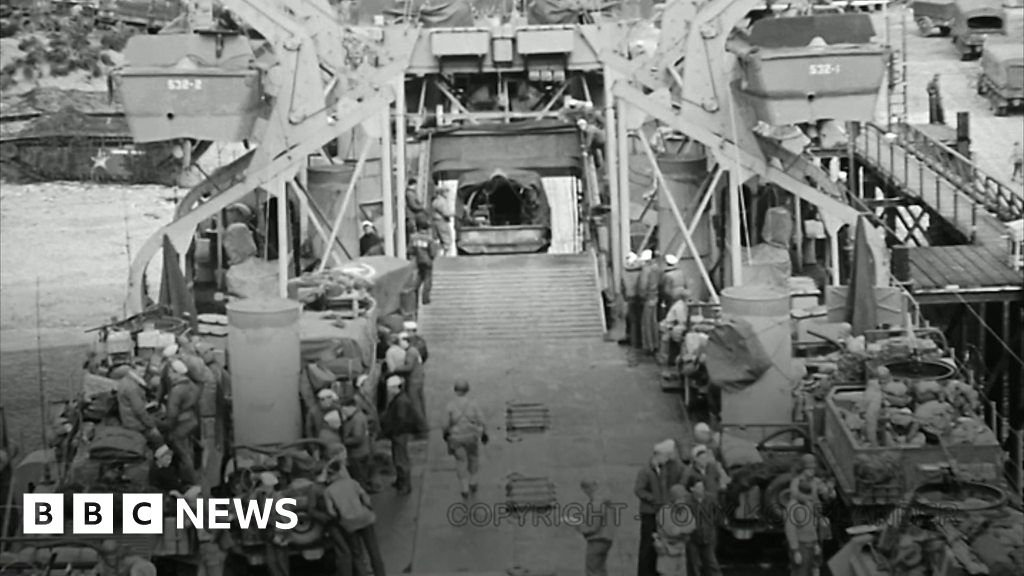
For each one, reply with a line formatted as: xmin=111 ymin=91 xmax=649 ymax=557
xmin=455 ymin=168 xmax=551 ymax=228
xmin=334 ymin=256 xmax=416 ymax=317
xmin=703 ymin=318 xmax=773 ymax=390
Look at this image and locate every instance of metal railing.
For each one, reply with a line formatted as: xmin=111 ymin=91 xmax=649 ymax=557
xmin=858 ymin=123 xmax=980 ymax=242
xmin=892 ymin=123 xmax=1023 ymax=222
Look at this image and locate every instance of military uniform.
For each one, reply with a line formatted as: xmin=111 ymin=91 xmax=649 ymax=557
xmin=408 ymin=230 xmax=439 ymax=304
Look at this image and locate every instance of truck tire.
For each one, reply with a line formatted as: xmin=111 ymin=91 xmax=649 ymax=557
xmin=763 ymin=473 xmax=794 ymax=525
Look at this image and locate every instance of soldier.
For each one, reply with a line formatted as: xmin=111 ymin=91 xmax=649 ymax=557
xmin=787 ymin=454 xmax=835 ymax=510
xmin=1010 ymin=141 xmax=1022 ymax=182
xmin=639 ymin=250 xmax=664 ymax=355
xmin=654 ymin=484 xmax=693 ymax=576
xmin=442 ymin=380 xmax=488 ymax=498
xmin=408 ymin=219 xmax=440 ymax=305
xmin=785 ymin=479 xmax=822 ymax=576
xmin=403 ymin=320 xmax=429 ymax=364
xmin=392 ymin=332 xmax=427 ymax=435
xmin=405 ymin=177 xmax=425 ymax=236
xmin=635 ymin=440 xmax=684 ymax=576
xmin=340 ymin=398 xmax=374 ymax=492
xmin=381 ymin=377 xmax=419 ymax=495
xmin=927 ymin=74 xmax=944 ymax=125
xmin=620 ymin=252 xmax=644 ymax=352
xmin=158 ymin=360 xmax=200 ymax=482
xmin=570 ymin=479 xmax=616 ymax=576
xmin=577 ymin=118 xmax=606 ymax=168
xmin=115 ymin=368 xmax=162 ymax=447
xmin=684 ymin=476 xmax=721 ymax=576
xmin=431 ymin=186 xmax=454 ymax=255
xmin=659 ymin=287 xmax=691 ymax=379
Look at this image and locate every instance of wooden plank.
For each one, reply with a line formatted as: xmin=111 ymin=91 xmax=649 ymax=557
xmin=942 ymin=246 xmax=998 ymax=288
xmin=909 ymin=248 xmax=953 ymax=289
xmin=928 ymin=247 xmax=978 ymax=288
xmin=968 ymin=247 xmax=1024 ymax=286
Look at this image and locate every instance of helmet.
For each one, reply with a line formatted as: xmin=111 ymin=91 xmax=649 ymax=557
xmin=317 ymin=389 xmax=339 ymax=404
xmin=800 ymin=454 xmax=818 ymax=470
xmin=454 ymin=380 xmax=470 ymax=394
xmin=664 ymin=254 xmax=679 ymax=266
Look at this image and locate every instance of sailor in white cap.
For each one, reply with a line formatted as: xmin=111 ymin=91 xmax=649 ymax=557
xmin=392 ymin=331 xmax=427 ymax=436
xmin=403 ymin=320 xmax=429 ymax=364
xmin=576 ymin=117 xmax=606 ymax=168
xmin=638 ymin=248 xmax=664 ymax=355
xmin=621 ymin=252 xmax=644 ymax=350
xmin=359 ymin=219 xmax=384 ymax=257
xmin=635 ymin=439 xmax=684 ymax=576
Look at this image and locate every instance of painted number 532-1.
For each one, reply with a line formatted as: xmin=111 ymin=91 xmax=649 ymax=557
xmin=809 ymin=64 xmax=841 ymax=76
xmin=167 ymin=78 xmax=203 ymax=91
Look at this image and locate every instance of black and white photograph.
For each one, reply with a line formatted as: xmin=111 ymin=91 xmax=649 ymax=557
xmin=0 ymin=0 xmax=1022 ymax=575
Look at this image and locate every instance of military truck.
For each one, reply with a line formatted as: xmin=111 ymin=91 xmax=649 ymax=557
xmin=950 ymin=0 xmax=1006 ymax=60
xmin=911 ymin=0 xmax=956 ymax=36
xmin=977 ymin=43 xmax=1024 ymax=116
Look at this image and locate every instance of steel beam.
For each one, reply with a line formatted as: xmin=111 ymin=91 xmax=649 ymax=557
xmin=604 ymin=68 xmax=622 ymax=300
xmin=674 ymin=166 xmax=722 ymax=260
xmin=381 ymin=106 xmax=395 ymax=257
xmin=317 ymin=139 xmax=373 ymax=273
xmin=276 ymin=179 xmax=289 ymax=298
xmin=395 ymin=77 xmax=407 ymax=258
xmin=637 ymin=130 xmax=718 ymax=303
xmin=616 ymin=98 xmax=631 ymax=266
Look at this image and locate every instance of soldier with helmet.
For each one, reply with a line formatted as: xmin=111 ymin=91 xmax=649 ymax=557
xmin=408 ymin=219 xmax=440 ymax=305
xmin=442 ymin=380 xmax=488 ymax=498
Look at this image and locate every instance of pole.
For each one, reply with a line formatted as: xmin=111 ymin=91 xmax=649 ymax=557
xmin=616 ymin=98 xmax=631 ymax=270
xmin=729 ymin=169 xmax=743 ymax=286
xmin=395 ymin=77 xmax=408 ymax=258
xmin=276 ymin=180 xmax=289 ymax=298
xmin=381 ymin=107 xmax=395 ymax=257
xmin=604 ymin=68 xmax=623 ymax=296
xmin=637 ymin=131 xmax=719 ymax=303
xmin=34 ymin=277 xmax=49 ymax=455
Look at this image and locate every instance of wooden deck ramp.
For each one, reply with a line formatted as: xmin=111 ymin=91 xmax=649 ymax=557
xmin=418 ymin=252 xmax=607 ymax=343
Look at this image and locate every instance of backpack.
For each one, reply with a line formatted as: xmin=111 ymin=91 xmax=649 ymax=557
xmin=411 ymin=234 xmax=435 ymax=266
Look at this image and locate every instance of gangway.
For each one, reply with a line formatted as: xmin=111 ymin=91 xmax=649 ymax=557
xmin=852 ymin=122 xmax=1023 ymax=300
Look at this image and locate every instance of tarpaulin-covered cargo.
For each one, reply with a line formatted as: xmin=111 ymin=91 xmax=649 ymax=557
xmin=299 ymin=313 xmax=376 ymax=374
xmin=334 ymin=256 xmax=416 ymax=317
xmin=528 ymin=0 xmax=603 ymax=25
xmin=703 ymin=317 xmax=773 ymax=391
xmin=728 ymin=13 xmax=887 ymax=125
xmin=364 ymin=0 xmax=474 ymax=27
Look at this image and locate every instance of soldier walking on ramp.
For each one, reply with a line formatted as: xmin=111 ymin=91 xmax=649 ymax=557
xmin=442 ymin=380 xmax=488 ymax=498
xmin=408 ymin=220 xmax=439 ymax=305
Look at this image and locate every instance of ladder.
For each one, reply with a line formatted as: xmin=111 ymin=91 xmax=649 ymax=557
xmin=885 ymin=5 xmax=909 ymax=129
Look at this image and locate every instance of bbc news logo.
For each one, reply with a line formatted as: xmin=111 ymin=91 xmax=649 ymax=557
xmin=23 ymin=494 xmax=299 ymax=534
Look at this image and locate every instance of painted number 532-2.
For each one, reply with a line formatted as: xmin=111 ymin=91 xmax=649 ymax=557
xmin=809 ymin=64 xmax=841 ymax=76
xmin=167 ymin=78 xmax=203 ymax=91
